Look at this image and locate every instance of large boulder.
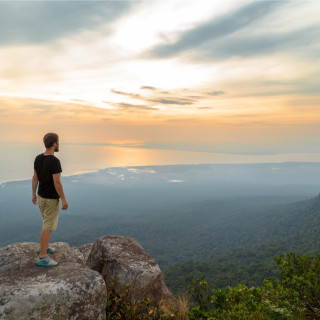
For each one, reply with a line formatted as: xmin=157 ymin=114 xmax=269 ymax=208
xmin=0 ymin=242 xmax=107 ymax=320
xmin=87 ymin=235 xmax=176 ymax=312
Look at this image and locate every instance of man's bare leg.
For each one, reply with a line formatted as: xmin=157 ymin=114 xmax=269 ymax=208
xmin=40 ymin=229 xmax=51 ymax=258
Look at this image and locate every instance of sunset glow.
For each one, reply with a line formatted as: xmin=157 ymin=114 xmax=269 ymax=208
xmin=1 ymin=0 xmax=319 ymax=155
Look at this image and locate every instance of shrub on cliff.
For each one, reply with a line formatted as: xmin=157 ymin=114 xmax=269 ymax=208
xmin=106 ymin=283 xmax=174 ymax=320
xmin=187 ymin=252 xmax=320 ymax=320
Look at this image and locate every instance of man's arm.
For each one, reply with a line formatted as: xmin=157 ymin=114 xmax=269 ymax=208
xmin=52 ymin=173 xmax=68 ymax=210
xmin=32 ymin=170 xmax=39 ymax=204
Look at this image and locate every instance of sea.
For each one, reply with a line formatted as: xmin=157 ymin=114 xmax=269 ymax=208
xmin=2 ymin=142 xmax=320 ymax=183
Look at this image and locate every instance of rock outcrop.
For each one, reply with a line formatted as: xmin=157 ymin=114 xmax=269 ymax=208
xmin=87 ymin=236 xmax=176 ymax=312
xmin=0 ymin=242 xmax=107 ymax=320
xmin=0 ymin=236 xmax=176 ymax=319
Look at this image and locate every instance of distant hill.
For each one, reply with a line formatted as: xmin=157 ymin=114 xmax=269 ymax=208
xmin=164 ymin=194 xmax=320 ymax=293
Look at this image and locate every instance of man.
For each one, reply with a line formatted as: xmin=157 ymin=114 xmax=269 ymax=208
xmin=32 ymin=133 xmax=68 ymax=266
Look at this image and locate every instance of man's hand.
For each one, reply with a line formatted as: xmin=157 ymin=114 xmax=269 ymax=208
xmin=32 ymin=170 xmax=38 ymax=205
xmin=61 ymin=198 xmax=68 ymax=210
xmin=32 ymin=194 xmax=37 ymax=205
xmin=53 ymin=173 xmax=68 ymax=210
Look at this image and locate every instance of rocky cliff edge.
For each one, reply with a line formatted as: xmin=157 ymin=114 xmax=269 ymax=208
xmin=0 ymin=236 xmax=176 ymax=320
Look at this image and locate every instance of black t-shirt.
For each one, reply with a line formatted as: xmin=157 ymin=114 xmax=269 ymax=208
xmin=34 ymin=154 xmax=62 ymax=199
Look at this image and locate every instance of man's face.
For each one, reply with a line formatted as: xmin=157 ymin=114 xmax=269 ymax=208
xmin=54 ymin=141 xmax=59 ymax=152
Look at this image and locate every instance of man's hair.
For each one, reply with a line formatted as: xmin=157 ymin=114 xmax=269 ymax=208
xmin=43 ymin=133 xmax=59 ymax=148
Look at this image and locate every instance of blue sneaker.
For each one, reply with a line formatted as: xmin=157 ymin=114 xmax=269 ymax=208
xmin=37 ymin=247 xmax=55 ymax=254
xmin=36 ymin=255 xmax=58 ymax=267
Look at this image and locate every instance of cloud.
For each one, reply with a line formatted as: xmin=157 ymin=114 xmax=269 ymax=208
xmin=0 ymin=1 xmax=133 ymax=45
xmin=148 ymin=1 xmax=319 ymax=62
xmin=0 ymin=96 xmax=115 ymax=122
xmin=150 ymin=98 xmax=195 ymax=105
xmin=2 ymin=96 xmax=320 ymax=156
xmin=110 ymin=87 xmax=200 ymax=107
xmin=197 ymin=25 xmax=320 ymax=61
xmin=207 ymin=91 xmax=225 ymax=96
xmin=198 ymin=107 xmax=213 ymax=110
xmin=109 ymin=84 xmax=219 ymax=110
xmin=111 ymin=89 xmax=142 ymax=99
xmin=149 ymin=1 xmax=284 ymax=58
xmin=140 ymin=86 xmax=157 ymax=91
xmin=110 ymin=102 xmax=157 ymax=111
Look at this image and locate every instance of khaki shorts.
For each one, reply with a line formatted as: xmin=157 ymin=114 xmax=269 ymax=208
xmin=38 ymin=196 xmax=60 ymax=231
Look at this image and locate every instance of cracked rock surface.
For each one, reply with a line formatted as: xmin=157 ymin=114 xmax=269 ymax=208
xmin=0 ymin=242 xmax=107 ymax=320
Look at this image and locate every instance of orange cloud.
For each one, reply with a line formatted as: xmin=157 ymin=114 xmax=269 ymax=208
xmin=1 ymin=94 xmax=320 ymax=155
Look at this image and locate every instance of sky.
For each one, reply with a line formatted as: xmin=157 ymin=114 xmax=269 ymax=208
xmin=0 ymin=0 xmax=319 ymax=155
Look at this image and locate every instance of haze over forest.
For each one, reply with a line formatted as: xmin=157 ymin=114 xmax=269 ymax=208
xmin=1 ymin=162 xmax=320 ymax=293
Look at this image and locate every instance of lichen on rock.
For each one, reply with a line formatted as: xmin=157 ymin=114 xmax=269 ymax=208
xmin=0 ymin=242 xmax=107 ymax=320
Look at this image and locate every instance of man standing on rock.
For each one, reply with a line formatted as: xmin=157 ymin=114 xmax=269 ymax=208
xmin=32 ymin=133 xmax=68 ymax=266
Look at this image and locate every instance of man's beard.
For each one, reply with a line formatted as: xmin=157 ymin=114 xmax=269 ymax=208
xmin=54 ymin=146 xmax=59 ymax=152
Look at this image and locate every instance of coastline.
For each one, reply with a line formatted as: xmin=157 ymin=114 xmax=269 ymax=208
xmin=2 ymin=142 xmax=320 ymax=184
xmin=2 ymin=160 xmax=320 ymax=186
